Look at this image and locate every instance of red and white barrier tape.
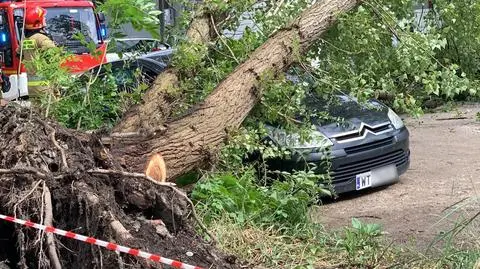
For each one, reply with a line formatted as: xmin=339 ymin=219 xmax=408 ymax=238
xmin=0 ymin=214 xmax=203 ymax=269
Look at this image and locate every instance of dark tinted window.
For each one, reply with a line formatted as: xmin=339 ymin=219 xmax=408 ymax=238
xmin=89 ymin=60 xmax=159 ymax=92
xmin=0 ymin=9 xmax=13 ymax=67
xmin=45 ymin=8 xmax=99 ymax=48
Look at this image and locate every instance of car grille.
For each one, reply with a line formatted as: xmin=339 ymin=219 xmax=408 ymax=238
xmin=334 ymin=123 xmax=392 ymax=142
xmin=331 ymin=150 xmax=409 ymax=184
xmin=344 ymin=137 xmax=394 ymax=154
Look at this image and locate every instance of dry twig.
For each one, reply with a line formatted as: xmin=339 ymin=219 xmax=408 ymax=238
xmin=210 ymin=14 xmax=239 ymax=64
xmin=43 ymin=123 xmax=69 ymax=170
xmin=13 ymin=180 xmax=44 ymax=217
xmin=0 ymin=168 xmax=48 ymax=179
xmin=109 ymin=132 xmax=144 ymax=138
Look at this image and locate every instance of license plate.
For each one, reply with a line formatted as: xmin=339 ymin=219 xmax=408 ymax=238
xmin=356 ymin=171 xmax=372 ymax=190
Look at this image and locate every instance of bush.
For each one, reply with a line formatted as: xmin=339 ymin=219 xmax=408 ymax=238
xmin=192 ymin=167 xmax=329 ymax=228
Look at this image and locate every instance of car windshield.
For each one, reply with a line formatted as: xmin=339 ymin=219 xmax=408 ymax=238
xmin=45 ymin=7 xmax=99 ymax=48
xmin=108 ymin=39 xmax=167 ymax=54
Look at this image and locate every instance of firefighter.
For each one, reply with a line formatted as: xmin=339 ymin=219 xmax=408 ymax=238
xmin=20 ymin=6 xmax=56 ymax=97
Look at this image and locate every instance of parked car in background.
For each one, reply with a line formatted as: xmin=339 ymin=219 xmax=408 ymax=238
xmin=105 ymin=38 xmax=173 ymax=63
xmin=264 ymin=93 xmax=410 ymax=195
xmin=88 ymin=57 xmax=169 ymax=92
xmin=86 ymin=38 xmax=173 ymax=91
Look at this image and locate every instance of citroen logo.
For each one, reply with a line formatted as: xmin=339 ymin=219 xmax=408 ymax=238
xmin=332 ymin=122 xmax=393 ymax=143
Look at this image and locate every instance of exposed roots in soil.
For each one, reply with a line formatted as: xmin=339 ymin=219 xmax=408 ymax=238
xmin=0 ymin=106 xmax=237 ymax=269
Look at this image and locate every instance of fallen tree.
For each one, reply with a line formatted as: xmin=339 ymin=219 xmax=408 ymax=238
xmin=110 ymin=0 xmax=361 ymax=180
xmin=0 ymin=0 xmax=360 ymax=267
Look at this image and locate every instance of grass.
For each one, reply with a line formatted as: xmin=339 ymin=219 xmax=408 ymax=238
xmin=207 ymin=217 xmax=338 ymax=268
xmin=206 ymin=216 xmax=400 ymax=268
xmin=205 ymin=215 xmax=480 ymax=269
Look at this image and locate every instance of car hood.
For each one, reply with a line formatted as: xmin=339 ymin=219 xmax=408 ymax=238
xmin=307 ymin=95 xmax=390 ymax=138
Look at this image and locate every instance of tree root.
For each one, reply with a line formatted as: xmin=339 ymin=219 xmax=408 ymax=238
xmin=109 ymin=218 xmax=134 ymax=242
xmin=43 ymin=184 xmax=62 ymax=269
xmin=0 ymin=106 xmax=235 ymax=269
xmin=75 ymin=182 xmax=134 ymax=243
xmin=87 ymin=169 xmax=218 ymax=245
xmin=165 ymin=182 xmax=218 ymax=245
xmin=37 ymin=119 xmax=69 ymax=171
xmin=0 ymin=168 xmax=48 ymax=179
xmin=12 ymin=180 xmax=44 ymax=217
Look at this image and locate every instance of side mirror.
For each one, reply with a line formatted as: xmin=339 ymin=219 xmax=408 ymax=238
xmin=97 ymin=12 xmax=105 ymax=23
xmin=14 ymin=15 xmax=23 ymax=25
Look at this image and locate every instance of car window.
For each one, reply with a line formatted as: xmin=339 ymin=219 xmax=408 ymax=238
xmin=109 ymin=39 xmax=168 ymax=54
xmin=15 ymin=7 xmax=100 ymax=54
xmin=45 ymin=7 xmax=100 ymax=46
xmin=129 ymin=40 xmax=165 ymax=53
xmin=107 ymin=40 xmax=136 ymax=53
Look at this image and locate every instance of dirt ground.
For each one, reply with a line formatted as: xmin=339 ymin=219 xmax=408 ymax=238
xmin=313 ymin=103 xmax=480 ymax=249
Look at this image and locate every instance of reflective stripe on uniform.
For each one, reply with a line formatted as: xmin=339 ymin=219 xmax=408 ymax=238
xmin=28 ymin=80 xmax=49 ymax=86
xmin=22 ymin=39 xmax=36 ymax=50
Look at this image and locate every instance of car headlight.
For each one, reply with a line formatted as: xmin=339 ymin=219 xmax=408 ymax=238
xmin=387 ymin=108 xmax=404 ymax=129
xmin=267 ymin=126 xmax=333 ymax=150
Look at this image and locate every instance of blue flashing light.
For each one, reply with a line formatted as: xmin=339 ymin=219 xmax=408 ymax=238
xmin=0 ymin=32 xmax=6 ymax=43
xmin=100 ymin=25 xmax=107 ymax=38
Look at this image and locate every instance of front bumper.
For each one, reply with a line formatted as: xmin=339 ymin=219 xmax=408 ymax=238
xmin=330 ymin=127 xmax=410 ymax=194
xmin=266 ymin=127 xmax=410 ymax=195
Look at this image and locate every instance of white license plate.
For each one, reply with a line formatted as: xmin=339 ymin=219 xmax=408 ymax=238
xmin=356 ymin=171 xmax=372 ymax=190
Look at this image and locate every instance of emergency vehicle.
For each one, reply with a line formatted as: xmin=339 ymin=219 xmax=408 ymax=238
xmin=0 ymin=0 xmax=108 ymax=100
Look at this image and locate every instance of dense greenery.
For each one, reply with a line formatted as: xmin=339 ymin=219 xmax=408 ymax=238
xmin=27 ymin=47 xmax=149 ymax=130
xmin=307 ymin=1 xmax=478 ymax=116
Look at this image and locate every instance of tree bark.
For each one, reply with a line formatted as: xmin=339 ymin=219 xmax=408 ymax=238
xmin=110 ymin=0 xmax=360 ymax=180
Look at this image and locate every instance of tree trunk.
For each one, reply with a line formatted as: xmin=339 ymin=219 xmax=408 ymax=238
xmin=111 ymin=0 xmax=360 ymax=180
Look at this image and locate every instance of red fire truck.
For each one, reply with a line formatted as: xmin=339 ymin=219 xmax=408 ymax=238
xmin=0 ymin=0 xmax=108 ymax=100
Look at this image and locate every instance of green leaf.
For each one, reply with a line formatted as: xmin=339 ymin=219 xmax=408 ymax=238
xmin=352 ymin=218 xmax=362 ymax=230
